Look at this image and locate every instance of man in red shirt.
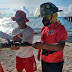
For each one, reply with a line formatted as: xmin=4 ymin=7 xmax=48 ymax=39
xmin=32 ymin=2 xmax=67 ymax=72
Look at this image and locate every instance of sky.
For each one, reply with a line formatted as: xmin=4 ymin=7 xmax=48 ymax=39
xmin=0 ymin=0 xmax=72 ymax=17
xmin=0 ymin=0 xmax=72 ymax=8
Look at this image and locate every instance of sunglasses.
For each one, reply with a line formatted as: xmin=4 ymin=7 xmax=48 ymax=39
xmin=15 ymin=18 xmax=24 ymax=22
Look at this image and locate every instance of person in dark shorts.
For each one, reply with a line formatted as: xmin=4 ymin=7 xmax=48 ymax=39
xmin=32 ymin=2 xmax=67 ymax=72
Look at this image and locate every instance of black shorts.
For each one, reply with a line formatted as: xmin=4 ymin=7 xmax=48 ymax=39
xmin=41 ymin=60 xmax=64 ymax=72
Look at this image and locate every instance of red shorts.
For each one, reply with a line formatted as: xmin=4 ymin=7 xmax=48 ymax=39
xmin=0 ymin=63 xmax=4 ymax=72
xmin=16 ymin=55 xmax=37 ymax=72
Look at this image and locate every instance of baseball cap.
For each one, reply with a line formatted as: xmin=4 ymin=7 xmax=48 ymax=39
xmin=11 ymin=10 xmax=29 ymax=22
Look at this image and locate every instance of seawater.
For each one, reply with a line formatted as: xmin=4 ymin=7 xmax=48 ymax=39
xmin=0 ymin=17 xmax=72 ymax=42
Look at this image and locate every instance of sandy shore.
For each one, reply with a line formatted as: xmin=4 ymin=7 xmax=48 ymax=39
xmin=0 ymin=35 xmax=72 ymax=72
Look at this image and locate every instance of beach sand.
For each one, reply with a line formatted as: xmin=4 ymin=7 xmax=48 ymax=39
xmin=0 ymin=35 xmax=72 ymax=72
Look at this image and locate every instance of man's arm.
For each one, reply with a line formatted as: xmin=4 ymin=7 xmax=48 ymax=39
xmin=32 ymin=40 xmax=65 ymax=51
xmin=37 ymin=49 xmax=41 ymax=61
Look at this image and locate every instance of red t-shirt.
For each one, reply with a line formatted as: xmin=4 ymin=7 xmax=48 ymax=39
xmin=41 ymin=22 xmax=67 ymax=63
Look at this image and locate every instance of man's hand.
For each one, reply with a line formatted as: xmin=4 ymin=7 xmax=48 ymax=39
xmin=11 ymin=45 xmax=20 ymax=50
xmin=13 ymin=35 xmax=22 ymax=42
